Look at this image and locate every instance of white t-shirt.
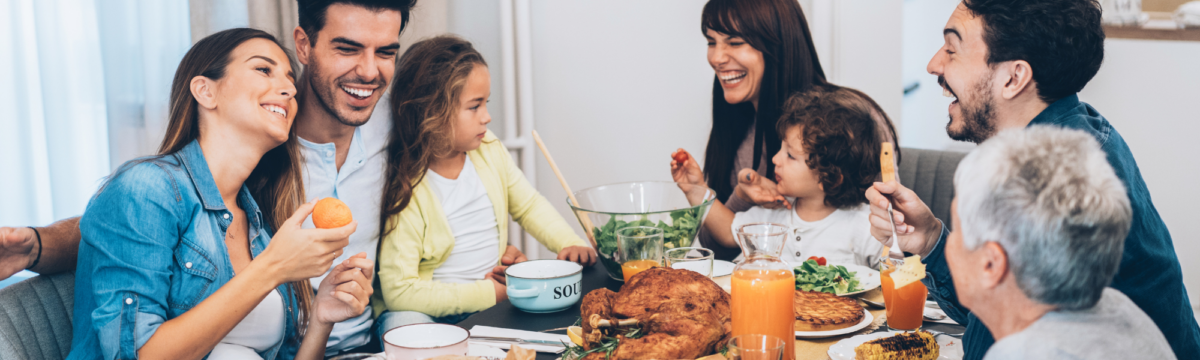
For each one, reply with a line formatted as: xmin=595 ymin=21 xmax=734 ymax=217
xmin=729 ymin=203 xmax=882 ymax=268
xmin=209 ymin=289 xmax=286 ymax=360
xmin=426 ymin=155 xmax=502 ymax=284
xmin=297 ymin=99 xmax=391 ymax=353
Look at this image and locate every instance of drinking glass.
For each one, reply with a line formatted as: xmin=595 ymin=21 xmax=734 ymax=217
xmin=883 ymin=257 xmax=927 ymax=331
xmin=617 ymin=226 xmax=664 ymax=282
xmin=726 ymin=334 xmax=786 ymax=360
xmin=665 ymin=247 xmax=714 ymax=277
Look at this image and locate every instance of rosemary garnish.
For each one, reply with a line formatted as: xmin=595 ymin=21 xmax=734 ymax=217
xmin=561 ymin=325 xmax=644 ymax=360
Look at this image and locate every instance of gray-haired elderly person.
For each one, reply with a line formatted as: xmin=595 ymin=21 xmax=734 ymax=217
xmin=944 ymin=126 xmax=1175 ymax=360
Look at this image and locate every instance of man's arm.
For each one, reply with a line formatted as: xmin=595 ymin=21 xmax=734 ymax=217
xmin=0 ymin=217 xmax=81 ymax=279
xmin=920 ymin=222 xmax=972 ymax=325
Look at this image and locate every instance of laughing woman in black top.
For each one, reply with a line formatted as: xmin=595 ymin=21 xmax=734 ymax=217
xmin=671 ymin=0 xmax=899 ymax=259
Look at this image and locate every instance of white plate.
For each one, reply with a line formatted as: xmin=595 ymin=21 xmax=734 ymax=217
xmin=373 ymin=344 xmax=509 ymax=360
xmin=835 ymin=264 xmax=881 ymax=296
xmin=794 ymin=309 xmax=874 ymax=339
xmin=827 ymin=331 xmax=964 ymax=360
xmin=712 ymin=260 xmax=736 ymax=277
xmin=789 ymin=262 xmax=881 ymax=297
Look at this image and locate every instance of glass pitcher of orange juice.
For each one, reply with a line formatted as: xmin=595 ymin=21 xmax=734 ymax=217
xmin=731 ymin=223 xmax=794 ymax=360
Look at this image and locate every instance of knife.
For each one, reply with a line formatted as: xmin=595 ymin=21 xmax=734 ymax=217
xmin=469 ymin=336 xmax=568 ymax=346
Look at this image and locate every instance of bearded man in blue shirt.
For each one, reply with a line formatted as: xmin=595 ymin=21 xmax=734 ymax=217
xmin=865 ymin=1 xmax=1200 ymax=359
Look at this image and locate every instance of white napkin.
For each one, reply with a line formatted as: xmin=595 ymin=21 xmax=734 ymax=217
xmin=468 ymin=326 xmax=571 ymax=354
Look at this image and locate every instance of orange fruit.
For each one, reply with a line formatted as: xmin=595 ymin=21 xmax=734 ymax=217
xmin=312 ymin=197 xmax=353 ymax=229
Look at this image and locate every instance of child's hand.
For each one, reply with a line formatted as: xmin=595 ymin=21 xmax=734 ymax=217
xmin=557 ymin=245 xmax=597 ymax=266
xmin=735 ymin=169 xmax=791 ymax=209
xmin=669 ymin=149 xmax=705 ymax=186
xmin=489 ymin=245 xmax=528 ymax=284
xmin=491 ymin=277 xmax=508 ymax=303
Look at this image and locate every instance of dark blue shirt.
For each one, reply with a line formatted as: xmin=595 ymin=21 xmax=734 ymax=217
xmin=922 ymin=94 xmax=1199 ymax=359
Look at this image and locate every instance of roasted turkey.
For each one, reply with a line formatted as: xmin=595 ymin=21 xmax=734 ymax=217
xmin=579 ymin=267 xmax=731 ymax=360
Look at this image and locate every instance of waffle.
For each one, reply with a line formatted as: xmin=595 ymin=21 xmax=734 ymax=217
xmin=793 ymin=290 xmax=864 ymax=331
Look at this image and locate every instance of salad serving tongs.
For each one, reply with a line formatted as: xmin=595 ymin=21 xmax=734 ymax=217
xmin=879 ymin=142 xmax=900 ymax=267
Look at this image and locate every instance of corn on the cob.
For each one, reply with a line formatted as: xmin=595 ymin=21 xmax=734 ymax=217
xmin=853 ymin=331 xmax=939 ymax=360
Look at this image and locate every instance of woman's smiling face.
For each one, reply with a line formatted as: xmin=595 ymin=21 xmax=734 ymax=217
xmin=209 ymin=38 xmax=298 ymax=147
xmin=706 ymin=29 xmax=765 ymax=108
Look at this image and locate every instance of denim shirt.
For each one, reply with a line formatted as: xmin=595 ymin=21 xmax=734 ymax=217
xmin=67 ymin=140 xmax=301 ymax=360
xmin=921 ymin=94 xmax=1199 ymax=359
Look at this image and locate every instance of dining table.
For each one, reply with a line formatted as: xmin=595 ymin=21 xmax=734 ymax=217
xmin=456 ymin=261 xmax=967 ymax=360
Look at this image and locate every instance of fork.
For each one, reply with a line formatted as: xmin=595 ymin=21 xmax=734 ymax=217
xmin=924 ymin=329 xmax=964 ymax=338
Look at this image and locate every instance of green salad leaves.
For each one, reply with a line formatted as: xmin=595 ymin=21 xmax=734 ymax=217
xmin=793 ymin=259 xmax=862 ymax=295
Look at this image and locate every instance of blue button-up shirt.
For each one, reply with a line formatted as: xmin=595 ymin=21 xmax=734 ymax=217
xmin=68 ymin=140 xmax=300 ymax=360
xmin=922 ymin=94 xmax=1200 ymax=359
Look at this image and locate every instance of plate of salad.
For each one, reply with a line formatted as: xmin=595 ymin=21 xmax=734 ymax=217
xmin=792 ymin=259 xmax=880 ymax=296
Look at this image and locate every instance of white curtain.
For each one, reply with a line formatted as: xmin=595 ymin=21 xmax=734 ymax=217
xmin=0 ymin=0 xmax=183 ymax=226
xmin=0 ymin=0 xmax=294 ymax=228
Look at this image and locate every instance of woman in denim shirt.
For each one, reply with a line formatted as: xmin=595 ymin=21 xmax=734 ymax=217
xmin=68 ymin=28 xmax=373 ymax=360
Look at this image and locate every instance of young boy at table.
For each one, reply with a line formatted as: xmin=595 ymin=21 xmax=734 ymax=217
xmin=372 ymin=36 xmax=596 ymax=337
xmin=673 ymin=85 xmax=891 ymax=268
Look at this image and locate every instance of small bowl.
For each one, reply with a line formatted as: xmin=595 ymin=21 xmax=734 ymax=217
xmin=505 ymin=260 xmax=584 ymax=313
xmin=382 ymin=323 xmax=470 ymax=360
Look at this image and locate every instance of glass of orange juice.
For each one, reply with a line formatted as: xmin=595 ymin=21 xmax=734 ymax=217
xmin=884 ymin=257 xmax=927 ymax=331
xmin=617 ymin=226 xmax=663 ymax=282
xmin=726 ymin=334 xmax=786 ymax=360
xmin=880 ymin=260 xmax=895 ymax=319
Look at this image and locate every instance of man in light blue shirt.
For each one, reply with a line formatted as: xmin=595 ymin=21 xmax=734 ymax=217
xmin=0 ymin=0 xmax=417 ymax=356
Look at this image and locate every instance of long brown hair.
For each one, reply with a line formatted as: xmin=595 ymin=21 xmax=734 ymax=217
xmin=161 ymin=28 xmax=313 ymax=336
xmin=379 ymin=35 xmax=486 ymax=239
xmin=701 ymin=0 xmax=826 ymax=202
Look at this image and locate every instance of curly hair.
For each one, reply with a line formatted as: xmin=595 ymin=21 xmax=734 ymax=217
xmin=776 ymin=85 xmax=886 ymax=209
xmin=379 ymin=35 xmax=486 ymax=238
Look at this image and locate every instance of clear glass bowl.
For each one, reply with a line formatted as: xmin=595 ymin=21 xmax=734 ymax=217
xmin=568 ymin=181 xmax=715 ymax=281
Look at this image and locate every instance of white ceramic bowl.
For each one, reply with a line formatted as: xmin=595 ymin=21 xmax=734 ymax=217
xmin=382 ymin=323 xmax=470 ymax=360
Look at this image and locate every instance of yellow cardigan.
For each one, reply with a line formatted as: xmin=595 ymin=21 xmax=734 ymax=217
xmin=372 ymin=131 xmax=589 ymax=318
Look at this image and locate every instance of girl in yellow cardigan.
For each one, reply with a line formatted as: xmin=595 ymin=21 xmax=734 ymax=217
xmin=372 ymin=35 xmax=596 ymax=335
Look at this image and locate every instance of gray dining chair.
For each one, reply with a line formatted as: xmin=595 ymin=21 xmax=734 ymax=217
xmin=896 ymin=147 xmax=967 ymax=230
xmin=0 ymin=273 xmax=75 ymax=360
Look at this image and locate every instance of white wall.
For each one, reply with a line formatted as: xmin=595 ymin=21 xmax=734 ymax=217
xmin=1077 ymin=38 xmax=1200 ymax=309
xmin=526 ymin=0 xmax=714 ymax=249
xmin=900 ymin=0 xmax=970 ymax=152
xmin=809 ymin=0 xmax=904 ymax=124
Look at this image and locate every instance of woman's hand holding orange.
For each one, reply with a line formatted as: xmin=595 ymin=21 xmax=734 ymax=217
xmin=256 ymin=199 xmax=357 ymax=286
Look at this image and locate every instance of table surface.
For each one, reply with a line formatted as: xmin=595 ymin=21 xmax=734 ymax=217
xmin=456 ymin=262 xmax=965 ymax=360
